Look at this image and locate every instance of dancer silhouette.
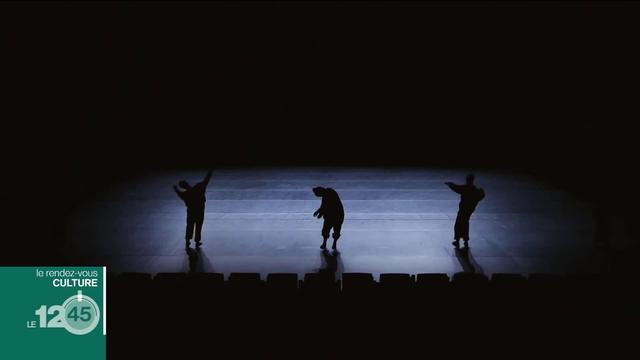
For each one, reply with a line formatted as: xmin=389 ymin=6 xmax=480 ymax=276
xmin=446 ymin=174 xmax=485 ymax=249
xmin=313 ymin=187 xmax=344 ymax=250
xmin=174 ymin=170 xmax=212 ymax=249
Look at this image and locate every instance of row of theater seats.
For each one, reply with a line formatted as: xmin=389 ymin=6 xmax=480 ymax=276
xmin=107 ymin=270 xmax=636 ymax=315
xmin=109 ymin=271 xmax=618 ymax=294
xmin=107 ymin=271 xmax=637 ymax=357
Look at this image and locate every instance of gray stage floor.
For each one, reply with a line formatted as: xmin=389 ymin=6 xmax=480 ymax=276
xmin=66 ymin=168 xmax=601 ymax=278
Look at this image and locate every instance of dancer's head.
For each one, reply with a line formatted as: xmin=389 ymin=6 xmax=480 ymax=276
xmin=466 ymin=174 xmax=475 ymax=185
xmin=179 ymin=180 xmax=191 ymax=189
xmin=312 ymin=187 xmax=326 ymax=197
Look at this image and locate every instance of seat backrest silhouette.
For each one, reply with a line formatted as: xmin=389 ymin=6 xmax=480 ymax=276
xmin=154 ymin=272 xmax=187 ymax=284
xmin=116 ymin=272 xmax=152 ymax=295
xmin=452 ymin=272 xmax=489 ymax=289
xmin=187 ymin=272 xmax=225 ymax=298
xmin=106 ymin=272 xmax=118 ymax=302
xmin=564 ymin=273 xmax=605 ymax=304
xmin=527 ymin=273 xmax=566 ymax=307
xmin=491 ymin=273 xmax=527 ymax=290
xmin=266 ymin=273 xmax=299 ymax=294
xmin=117 ymin=272 xmax=152 ymax=284
xmin=228 ymin=272 xmax=263 ymax=293
xmin=302 ymin=272 xmax=338 ymax=295
xmin=565 ymin=273 xmax=603 ymax=289
xmin=107 ymin=271 xmax=117 ymax=285
xmin=153 ymin=273 xmax=188 ymax=305
xmin=379 ymin=273 xmax=414 ymax=291
xmin=304 ymin=272 xmax=335 ymax=285
xmin=490 ymin=273 xmax=527 ymax=304
xmin=188 ymin=272 xmax=224 ymax=286
xmin=113 ymin=272 xmax=152 ymax=300
xmin=112 ymin=272 xmax=153 ymax=331
xmin=229 ymin=272 xmax=262 ymax=282
xmin=341 ymin=273 xmax=375 ymax=294
xmin=528 ymin=273 xmax=564 ymax=292
xmin=450 ymin=273 xmax=489 ymax=307
xmin=414 ymin=273 xmax=451 ymax=302
xmin=416 ymin=273 xmax=450 ymax=289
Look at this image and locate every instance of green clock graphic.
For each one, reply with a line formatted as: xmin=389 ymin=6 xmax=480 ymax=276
xmin=62 ymin=291 xmax=101 ymax=335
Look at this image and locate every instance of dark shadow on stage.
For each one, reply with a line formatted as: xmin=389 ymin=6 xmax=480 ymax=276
xmin=319 ymin=249 xmax=342 ymax=277
xmin=455 ymin=248 xmax=484 ymax=274
xmin=186 ymin=247 xmax=213 ymax=273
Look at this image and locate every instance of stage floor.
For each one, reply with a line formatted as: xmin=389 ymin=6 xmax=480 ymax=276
xmin=66 ymin=167 xmax=601 ymax=278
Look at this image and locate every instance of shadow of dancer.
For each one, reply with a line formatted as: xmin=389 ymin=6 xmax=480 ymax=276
xmin=446 ymin=174 xmax=485 ymax=249
xmin=455 ymin=248 xmax=484 ymax=274
xmin=313 ymin=187 xmax=344 ymax=250
xmin=186 ymin=247 xmax=201 ymax=273
xmin=319 ymin=249 xmax=342 ymax=277
xmin=174 ymin=170 xmax=212 ymax=249
xmin=185 ymin=246 xmax=214 ymax=274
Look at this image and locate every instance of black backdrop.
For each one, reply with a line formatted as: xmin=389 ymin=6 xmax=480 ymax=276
xmin=1 ymin=1 xmax=637 ymax=262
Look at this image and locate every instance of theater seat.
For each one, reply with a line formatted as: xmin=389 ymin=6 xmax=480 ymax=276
xmin=341 ymin=273 xmax=376 ymax=295
xmin=379 ymin=273 xmax=414 ymax=292
xmin=490 ymin=273 xmax=528 ymax=306
xmin=117 ymin=272 xmax=152 ymax=285
xmin=528 ymin=273 xmax=563 ymax=292
xmin=153 ymin=273 xmax=189 ymax=308
xmin=416 ymin=273 xmax=450 ymax=289
xmin=491 ymin=273 xmax=527 ymax=290
xmin=187 ymin=272 xmax=225 ymax=297
xmin=115 ymin=272 xmax=153 ymax=296
xmin=414 ymin=273 xmax=451 ymax=303
xmin=564 ymin=273 xmax=606 ymax=306
xmin=301 ymin=272 xmax=338 ymax=296
xmin=188 ymin=272 xmax=224 ymax=286
xmin=452 ymin=272 xmax=488 ymax=285
xmin=450 ymin=273 xmax=489 ymax=313
xmin=229 ymin=272 xmax=262 ymax=281
xmin=228 ymin=272 xmax=264 ymax=293
xmin=112 ymin=272 xmax=152 ymax=335
xmin=266 ymin=273 xmax=299 ymax=294
xmin=106 ymin=271 xmax=117 ymax=286
xmin=154 ymin=272 xmax=187 ymax=284
xmin=565 ymin=273 xmax=604 ymax=291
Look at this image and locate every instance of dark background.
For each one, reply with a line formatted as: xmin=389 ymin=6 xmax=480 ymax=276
xmin=1 ymin=1 xmax=637 ymax=263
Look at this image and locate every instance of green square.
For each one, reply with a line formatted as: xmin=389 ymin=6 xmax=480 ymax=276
xmin=0 ymin=267 xmax=106 ymax=360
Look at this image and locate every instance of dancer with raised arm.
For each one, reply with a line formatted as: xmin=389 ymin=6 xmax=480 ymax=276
xmin=174 ymin=170 xmax=213 ymax=249
xmin=446 ymin=174 xmax=485 ymax=249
